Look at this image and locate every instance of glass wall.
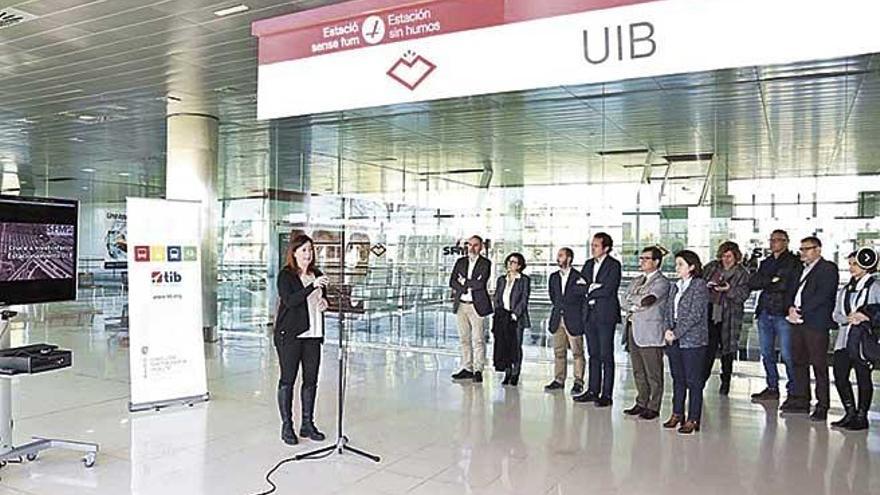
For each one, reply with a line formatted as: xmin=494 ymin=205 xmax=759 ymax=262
xmin=208 ymin=54 xmax=880 ymax=368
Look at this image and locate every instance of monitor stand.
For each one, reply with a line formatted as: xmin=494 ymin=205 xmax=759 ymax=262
xmin=0 ymin=309 xmax=99 ymax=472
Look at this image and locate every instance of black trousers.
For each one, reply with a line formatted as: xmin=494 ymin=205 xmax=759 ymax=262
xmin=493 ymin=309 xmax=524 ymax=376
xmin=833 ymin=349 xmax=874 ymax=412
xmin=704 ymin=319 xmax=734 ymax=382
xmin=277 ymin=337 xmax=322 ymax=391
xmin=790 ymin=325 xmax=830 ymax=409
xmin=585 ymin=320 xmax=616 ymax=398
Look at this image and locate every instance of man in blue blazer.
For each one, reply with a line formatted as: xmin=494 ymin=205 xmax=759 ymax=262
xmin=782 ymin=236 xmax=840 ymax=421
xmin=545 ymin=248 xmax=589 ymax=395
xmin=574 ymin=233 xmax=622 ymax=407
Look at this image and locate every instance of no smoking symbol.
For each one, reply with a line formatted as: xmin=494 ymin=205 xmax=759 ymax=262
xmin=362 ymin=15 xmax=385 ymax=45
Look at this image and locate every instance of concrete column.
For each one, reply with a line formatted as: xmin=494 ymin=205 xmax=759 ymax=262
xmin=166 ymin=112 xmax=219 ymax=342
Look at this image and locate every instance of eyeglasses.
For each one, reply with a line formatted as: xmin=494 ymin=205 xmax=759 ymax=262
xmin=799 ymin=245 xmax=819 ymax=253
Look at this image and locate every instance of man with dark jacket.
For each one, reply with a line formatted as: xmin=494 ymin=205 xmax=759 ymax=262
xmin=574 ymin=233 xmax=622 ymax=407
xmin=781 ymin=236 xmax=839 ymax=421
xmin=545 ymin=248 xmax=588 ymax=395
xmin=748 ymin=229 xmax=802 ymax=401
xmin=449 ymin=236 xmax=494 ymax=383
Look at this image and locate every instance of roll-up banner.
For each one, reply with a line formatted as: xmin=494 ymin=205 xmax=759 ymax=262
xmin=126 ymin=198 xmax=209 ymax=412
xmin=253 ymin=0 xmax=880 ymax=120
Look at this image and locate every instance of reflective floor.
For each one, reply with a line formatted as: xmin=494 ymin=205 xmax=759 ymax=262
xmin=1 ymin=302 xmax=878 ymax=495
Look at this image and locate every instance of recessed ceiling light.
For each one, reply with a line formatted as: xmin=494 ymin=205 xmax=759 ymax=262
xmin=81 ymin=186 xmax=89 ymax=191
xmin=78 ymin=114 xmax=97 ymax=121
xmin=213 ymin=4 xmax=249 ymax=17
xmin=82 ymin=168 xmax=96 ymax=173
xmin=118 ymin=172 xmax=131 ymax=177
xmin=69 ymin=137 xmax=84 ymax=142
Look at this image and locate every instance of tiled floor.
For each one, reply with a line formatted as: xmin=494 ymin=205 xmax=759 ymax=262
xmin=1 ymin=307 xmax=878 ymax=495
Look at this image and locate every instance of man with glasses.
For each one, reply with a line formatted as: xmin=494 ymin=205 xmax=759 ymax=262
xmin=748 ymin=230 xmax=802 ymax=401
xmin=782 ymin=236 xmax=839 ymax=421
xmin=622 ymin=246 xmax=670 ymax=420
xmin=450 ymin=235 xmax=494 ymax=383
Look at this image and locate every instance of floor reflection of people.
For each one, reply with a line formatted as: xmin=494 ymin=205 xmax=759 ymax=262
xmin=775 ymin=414 xmax=830 ymax=495
xmin=830 ymin=433 xmax=871 ymax=495
xmin=753 ymin=401 xmax=783 ymax=495
xmin=584 ymin=398 xmax=615 ymax=489
xmin=625 ymin=422 xmax=663 ymax=493
xmin=491 ymin=387 xmax=527 ymax=490
xmin=458 ymin=382 xmax=489 ymax=488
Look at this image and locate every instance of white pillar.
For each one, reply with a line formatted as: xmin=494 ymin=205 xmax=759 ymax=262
xmin=165 ymin=113 xmax=219 ymax=342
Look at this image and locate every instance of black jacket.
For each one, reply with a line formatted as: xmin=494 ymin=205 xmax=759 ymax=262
xmin=449 ymin=256 xmax=493 ymax=317
xmin=749 ymin=250 xmax=801 ymax=316
xmin=274 ymin=267 xmax=326 ymax=342
xmin=493 ymin=274 xmax=531 ymax=329
xmin=785 ymin=258 xmax=839 ymax=331
xmin=581 ymin=256 xmax=622 ymax=328
xmin=548 ymin=268 xmax=587 ymax=336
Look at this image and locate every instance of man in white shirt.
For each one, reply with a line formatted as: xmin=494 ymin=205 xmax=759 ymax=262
xmin=575 ymin=233 xmax=622 ymax=407
xmin=449 ymin=236 xmax=494 ymax=383
xmin=545 ymin=248 xmax=588 ymax=394
xmin=781 ymin=236 xmax=839 ymax=421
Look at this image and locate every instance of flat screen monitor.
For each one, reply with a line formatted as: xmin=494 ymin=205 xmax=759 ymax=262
xmin=0 ymin=195 xmax=78 ymax=306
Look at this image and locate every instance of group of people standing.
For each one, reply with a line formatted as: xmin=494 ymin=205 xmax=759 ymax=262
xmin=266 ymin=229 xmax=879 ymax=446
xmin=448 ymin=231 xmax=879 ymax=436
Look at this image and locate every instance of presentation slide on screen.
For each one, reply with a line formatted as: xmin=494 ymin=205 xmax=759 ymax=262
xmin=0 ymin=222 xmax=76 ymax=282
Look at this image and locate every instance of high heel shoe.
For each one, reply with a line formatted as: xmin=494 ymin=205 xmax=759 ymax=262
xmin=502 ymin=373 xmax=511 ymax=385
xmin=663 ymin=414 xmax=684 ymax=429
xmin=678 ymin=420 xmax=700 ymax=434
xmin=510 ymin=374 xmax=519 ymax=386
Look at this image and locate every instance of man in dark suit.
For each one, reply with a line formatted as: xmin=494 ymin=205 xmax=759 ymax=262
xmin=449 ymin=235 xmax=493 ymax=383
xmin=545 ymin=248 xmax=588 ymax=395
xmin=782 ymin=236 xmax=839 ymax=421
xmin=574 ymin=233 xmax=622 ymax=407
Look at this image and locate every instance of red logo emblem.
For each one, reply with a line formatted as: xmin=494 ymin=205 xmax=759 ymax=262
xmin=387 ymin=51 xmax=436 ymax=91
xmin=134 ymin=246 xmax=150 ymax=262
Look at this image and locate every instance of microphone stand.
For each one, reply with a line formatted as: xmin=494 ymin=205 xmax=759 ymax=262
xmin=294 ymin=222 xmax=379 ymax=463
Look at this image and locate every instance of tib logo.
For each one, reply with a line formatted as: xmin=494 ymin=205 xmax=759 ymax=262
xmin=134 ymin=245 xmax=198 ymax=262
xmin=151 ymin=271 xmax=182 ymax=284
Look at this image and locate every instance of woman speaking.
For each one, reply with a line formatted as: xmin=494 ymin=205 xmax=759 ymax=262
xmin=275 ymin=233 xmax=329 ymax=445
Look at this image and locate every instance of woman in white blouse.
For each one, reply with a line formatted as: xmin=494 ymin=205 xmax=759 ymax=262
xmin=274 ymin=234 xmax=330 ymax=445
xmin=492 ymin=253 xmax=531 ymax=386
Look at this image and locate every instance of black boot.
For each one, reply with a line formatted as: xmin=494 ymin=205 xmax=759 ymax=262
xmin=502 ymin=369 xmax=512 ymax=385
xmin=299 ymin=386 xmax=326 ymax=441
xmin=719 ymin=354 xmax=733 ymax=395
xmin=277 ymin=384 xmax=298 ymax=445
xmin=846 ymin=403 xmax=870 ymax=431
xmin=831 ymin=403 xmax=857 ymax=429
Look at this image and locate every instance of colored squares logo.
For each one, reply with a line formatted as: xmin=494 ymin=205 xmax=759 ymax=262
xmin=183 ymin=246 xmax=198 ymax=261
xmin=134 ymin=246 xmax=150 ymax=262
xmin=150 ymin=246 xmax=166 ymax=262
xmin=133 ymin=245 xmax=198 ymax=263
xmin=167 ymin=246 xmax=182 ymax=262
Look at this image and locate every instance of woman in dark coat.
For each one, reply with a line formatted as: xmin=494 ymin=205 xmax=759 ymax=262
xmin=702 ymin=241 xmax=751 ymax=395
xmin=493 ymin=252 xmax=531 ymax=386
xmin=275 ymin=233 xmax=330 ymax=445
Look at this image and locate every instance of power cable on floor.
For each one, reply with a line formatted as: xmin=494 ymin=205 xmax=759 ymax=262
xmin=249 ymin=340 xmax=353 ymax=495
xmin=249 ymin=447 xmax=335 ymax=495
